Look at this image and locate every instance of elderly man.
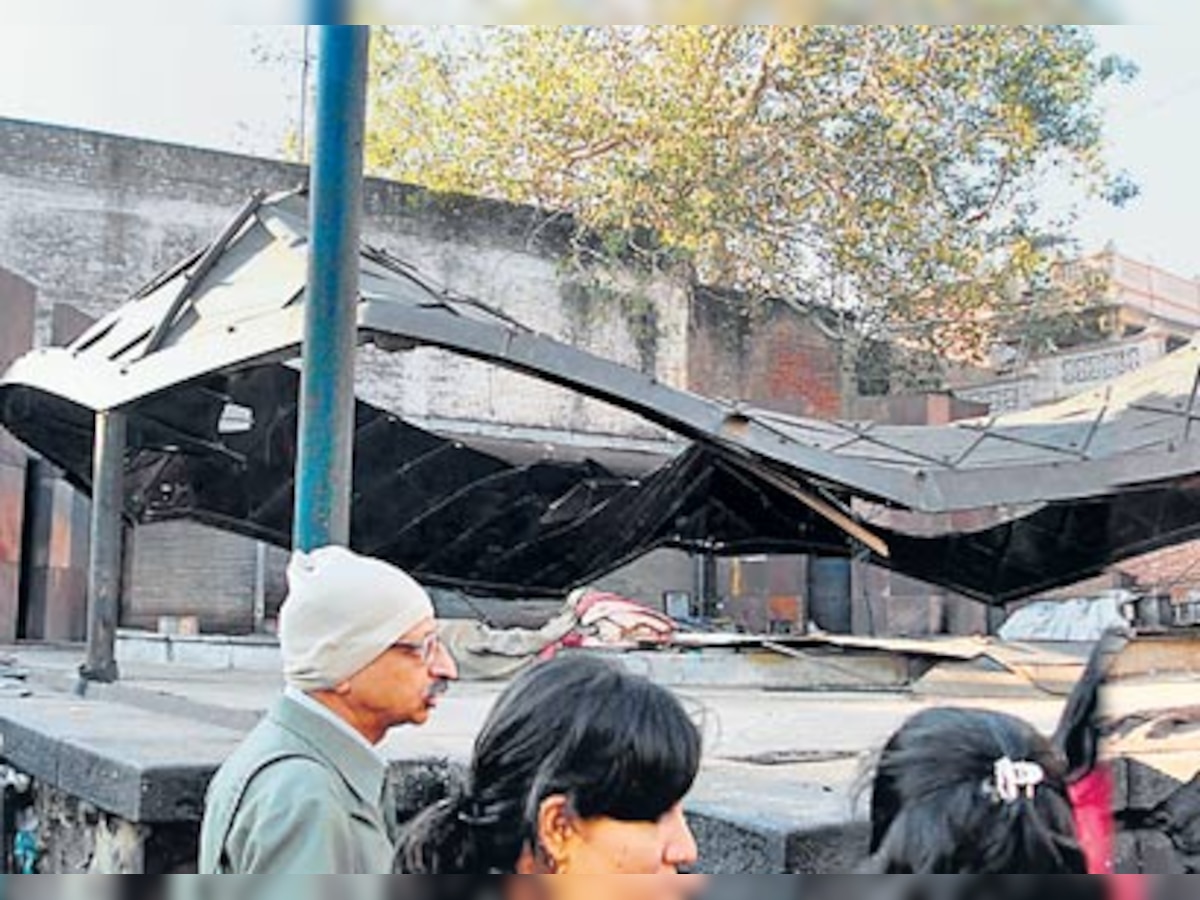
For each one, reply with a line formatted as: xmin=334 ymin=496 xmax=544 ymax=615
xmin=199 ymin=545 xmax=458 ymax=873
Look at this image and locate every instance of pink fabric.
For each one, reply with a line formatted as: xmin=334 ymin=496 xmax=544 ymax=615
xmin=1069 ymin=767 xmax=1115 ymax=875
xmin=1069 ymin=766 xmax=1147 ymax=900
xmin=538 ymin=590 xmax=677 ymax=661
xmin=1112 ymin=877 xmax=1146 ymax=900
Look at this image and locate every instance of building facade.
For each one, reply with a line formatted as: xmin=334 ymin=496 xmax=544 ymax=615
xmin=946 ymin=249 xmax=1200 ymax=617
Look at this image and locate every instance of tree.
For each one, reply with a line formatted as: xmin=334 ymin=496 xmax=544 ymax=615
xmin=364 ymin=26 xmax=1135 ymax=367
xmin=356 ymin=0 xmax=1120 ymax=27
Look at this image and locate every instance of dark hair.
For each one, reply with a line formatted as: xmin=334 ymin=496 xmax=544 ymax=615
xmin=396 ymin=654 xmax=702 ymax=874
xmin=863 ymin=707 xmax=1087 ymax=874
xmin=788 ymin=875 xmax=1106 ymax=900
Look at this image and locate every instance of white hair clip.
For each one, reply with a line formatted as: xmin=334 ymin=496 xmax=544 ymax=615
xmin=989 ymin=757 xmax=1045 ymax=803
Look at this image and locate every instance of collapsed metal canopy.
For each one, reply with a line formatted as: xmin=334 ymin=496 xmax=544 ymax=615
xmin=5 ymin=190 xmax=1200 ymax=603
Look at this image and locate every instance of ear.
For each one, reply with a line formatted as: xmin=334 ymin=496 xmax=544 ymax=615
xmin=332 ymin=679 xmax=353 ymax=697
xmin=536 ymin=794 xmax=578 ymax=873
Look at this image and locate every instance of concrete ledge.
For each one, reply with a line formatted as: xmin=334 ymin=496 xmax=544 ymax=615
xmin=688 ymin=809 xmax=789 ymax=873
xmin=0 ymin=692 xmax=237 ymax=823
xmin=116 ymin=630 xmax=281 ymax=672
xmin=684 ymin=760 xmax=869 ymax=874
xmin=115 ymin=631 xmax=916 ymax=693
xmin=0 ymin=685 xmax=872 ymax=872
xmin=609 ymin=647 xmax=912 ymax=691
xmin=685 ymin=809 xmax=868 ymax=874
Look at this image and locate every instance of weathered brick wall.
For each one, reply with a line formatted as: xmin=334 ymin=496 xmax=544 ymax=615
xmin=127 ymin=521 xmax=274 ymax=635
xmin=0 ymin=117 xmax=688 ymax=441
xmin=0 ymin=268 xmax=35 ymax=642
xmin=688 ymin=287 xmax=846 ymax=419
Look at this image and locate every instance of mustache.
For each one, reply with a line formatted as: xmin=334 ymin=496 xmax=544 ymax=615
xmin=425 ymin=679 xmax=451 ymax=700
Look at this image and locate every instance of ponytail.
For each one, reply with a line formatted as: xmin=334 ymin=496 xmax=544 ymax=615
xmin=396 ymin=793 xmax=485 ymax=874
xmin=865 ymin=707 xmax=1088 ymax=874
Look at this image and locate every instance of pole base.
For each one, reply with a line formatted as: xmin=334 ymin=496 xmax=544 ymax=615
xmin=78 ymin=661 xmax=119 ymax=685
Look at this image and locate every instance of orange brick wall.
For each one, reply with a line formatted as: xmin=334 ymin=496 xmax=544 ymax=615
xmin=688 ymin=288 xmax=845 ymax=419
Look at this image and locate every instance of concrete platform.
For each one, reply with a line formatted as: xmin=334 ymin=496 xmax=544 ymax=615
xmin=0 ymin=643 xmax=1086 ymax=873
xmin=0 ymin=641 xmax=1192 ymax=872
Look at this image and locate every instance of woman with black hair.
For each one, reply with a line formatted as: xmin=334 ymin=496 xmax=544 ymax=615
xmin=862 ymin=707 xmax=1089 ymax=874
xmin=396 ymin=654 xmax=705 ymax=896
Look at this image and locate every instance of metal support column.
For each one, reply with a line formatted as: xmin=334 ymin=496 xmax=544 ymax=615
xmin=293 ymin=24 xmax=370 ymax=552
xmin=81 ymin=410 xmax=126 ymax=684
xmin=253 ymin=541 xmax=268 ymax=633
xmin=701 ymin=551 xmax=720 ymax=620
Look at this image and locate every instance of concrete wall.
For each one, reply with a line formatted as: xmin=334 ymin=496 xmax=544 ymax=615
xmin=850 ymin=561 xmax=991 ymax=638
xmin=952 ymin=332 xmax=1169 ymax=414
xmin=1106 ymin=249 xmax=1200 ymax=333
xmin=0 ymin=269 xmax=36 ymax=364
xmin=0 ymin=116 xmax=688 ymax=442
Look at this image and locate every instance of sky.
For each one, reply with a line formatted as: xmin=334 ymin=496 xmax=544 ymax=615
xmin=1 ymin=13 xmax=1199 ymax=275
xmin=1074 ymin=20 xmax=1200 ymax=276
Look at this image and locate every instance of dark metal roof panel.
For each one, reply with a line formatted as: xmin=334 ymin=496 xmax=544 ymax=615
xmin=8 ymin=190 xmax=1200 ymax=602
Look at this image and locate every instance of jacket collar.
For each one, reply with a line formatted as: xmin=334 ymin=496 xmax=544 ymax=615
xmin=269 ymin=693 xmax=388 ymax=808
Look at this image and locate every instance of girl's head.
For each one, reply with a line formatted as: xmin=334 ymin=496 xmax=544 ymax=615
xmin=397 ymin=655 xmax=703 ymax=894
xmin=865 ymin=707 xmax=1087 ymax=874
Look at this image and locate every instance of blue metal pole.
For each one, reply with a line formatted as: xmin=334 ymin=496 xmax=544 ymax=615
xmin=307 ymin=0 xmax=352 ymax=25
xmin=293 ymin=25 xmax=370 ymax=551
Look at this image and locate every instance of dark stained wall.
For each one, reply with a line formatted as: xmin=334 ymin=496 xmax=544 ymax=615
xmin=0 ymin=268 xmax=35 ymax=641
xmin=688 ymin=287 xmax=846 ymax=419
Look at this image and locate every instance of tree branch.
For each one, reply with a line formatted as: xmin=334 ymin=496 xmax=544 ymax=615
xmin=561 ymin=135 xmax=631 ymax=167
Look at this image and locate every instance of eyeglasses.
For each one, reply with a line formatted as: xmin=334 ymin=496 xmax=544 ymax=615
xmin=391 ymin=632 xmax=444 ymax=666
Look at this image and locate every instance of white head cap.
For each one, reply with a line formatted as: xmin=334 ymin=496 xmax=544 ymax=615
xmin=280 ymin=546 xmax=435 ymax=691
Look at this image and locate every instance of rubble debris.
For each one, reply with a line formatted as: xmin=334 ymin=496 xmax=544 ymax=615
xmin=999 ymin=593 xmax=1135 ymax=643
xmin=440 ymin=588 xmax=678 ymax=680
xmin=1117 ymin=760 xmax=1200 ymax=873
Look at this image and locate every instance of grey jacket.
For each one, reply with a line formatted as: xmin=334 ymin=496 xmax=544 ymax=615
xmin=198 ymin=694 xmax=394 ymax=874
